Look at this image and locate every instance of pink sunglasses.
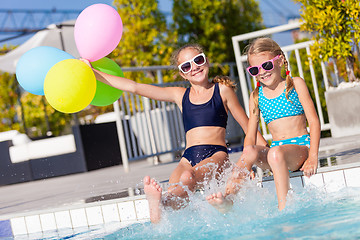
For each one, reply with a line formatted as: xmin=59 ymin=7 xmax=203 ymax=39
xmin=246 ymin=55 xmax=281 ymax=76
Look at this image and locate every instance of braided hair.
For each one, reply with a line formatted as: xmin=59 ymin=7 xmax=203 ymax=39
xmin=212 ymin=75 xmax=236 ymax=90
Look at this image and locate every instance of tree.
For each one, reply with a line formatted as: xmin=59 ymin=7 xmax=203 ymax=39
xmin=327 ymin=54 xmax=360 ymax=83
xmin=19 ymin=93 xmax=73 ymax=138
xmin=0 ymin=45 xmax=73 ymax=138
xmin=111 ymin=0 xmax=177 ymax=84
xmin=296 ymin=0 xmax=360 ymax=82
xmin=0 ymin=71 xmax=21 ymax=132
xmin=172 ymin=0 xmax=264 ymax=65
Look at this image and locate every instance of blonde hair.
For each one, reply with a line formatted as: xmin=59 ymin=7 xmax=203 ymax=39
xmin=245 ymin=37 xmax=293 ymax=114
xmin=172 ymin=44 xmax=236 ymax=90
xmin=171 ymin=43 xmax=204 ymax=66
xmin=212 ymin=75 xmax=236 ymax=90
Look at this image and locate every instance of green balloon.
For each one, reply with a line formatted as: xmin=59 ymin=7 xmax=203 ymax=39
xmin=90 ymin=57 xmax=124 ymax=106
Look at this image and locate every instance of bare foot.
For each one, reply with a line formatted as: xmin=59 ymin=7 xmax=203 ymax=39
xmin=143 ymin=176 xmax=162 ymax=223
xmin=206 ymin=192 xmax=233 ymax=214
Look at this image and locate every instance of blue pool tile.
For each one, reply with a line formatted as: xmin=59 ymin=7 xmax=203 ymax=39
xmin=0 ymin=220 xmax=13 ymax=237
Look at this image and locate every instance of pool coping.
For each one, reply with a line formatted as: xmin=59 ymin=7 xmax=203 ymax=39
xmin=1 ymin=160 xmax=360 ymax=238
xmin=4 ymin=160 xmax=359 ymax=220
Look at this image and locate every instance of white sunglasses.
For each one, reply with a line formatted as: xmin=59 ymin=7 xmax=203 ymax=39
xmin=178 ymin=53 xmax=206 ymax=74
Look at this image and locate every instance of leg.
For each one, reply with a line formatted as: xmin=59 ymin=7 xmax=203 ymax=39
xmin=191 ymin=150 xmax=229 ymax=185
xmin=167 ymin=150 xmax=228 ymax=207
xmin=143 ymin=176 xmax=162 ymax=223
xmin=144 ymin=159 xmax=193 ymax=223
xmin=164 ymin=151 xmax=228 ymax=209
xmin=225 ymin=145 xmax=270 ymax=195
xmin=267 ymin=145 xmax=309 ymax=210
xmin=146 ymin=150 xmax=229 ymax=223
xmin=207 ymin=145 xmax=269 ymax=212
xmin=167 ymin=158 xmax=196 ymax=198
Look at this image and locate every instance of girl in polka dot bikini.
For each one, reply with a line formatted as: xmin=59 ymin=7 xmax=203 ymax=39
xmin=207 ymin=37 xmax=320 ymax=212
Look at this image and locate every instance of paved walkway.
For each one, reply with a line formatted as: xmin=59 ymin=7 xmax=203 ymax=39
xmin=0 ymin=134 xmax=359 ymax=219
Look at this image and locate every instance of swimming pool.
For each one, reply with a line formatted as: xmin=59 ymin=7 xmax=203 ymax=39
xmin=2 ymin=147 xmax=360 ymax=239
xmin=102 ymin=187 xmax=360 ymax=240
xmin=35 ymin=184 xmax=360 ymax=239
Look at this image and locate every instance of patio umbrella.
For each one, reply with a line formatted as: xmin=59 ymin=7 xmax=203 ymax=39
xmin=0 ymin=19 xmax=79 ymax=74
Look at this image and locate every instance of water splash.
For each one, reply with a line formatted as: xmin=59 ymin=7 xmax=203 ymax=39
xmin=100 ymin=185 xmax=360 ymax=240
xmin=97 ymin=161 xmax=360 ymax=239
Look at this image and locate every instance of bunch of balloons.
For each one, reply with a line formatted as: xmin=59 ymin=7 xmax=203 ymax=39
xmin=16 ymin=4 xmax=124 ymax=113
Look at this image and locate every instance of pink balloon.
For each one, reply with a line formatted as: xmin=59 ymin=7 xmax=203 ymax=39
xmin=74 ymin=4 xmax=123 ymax=62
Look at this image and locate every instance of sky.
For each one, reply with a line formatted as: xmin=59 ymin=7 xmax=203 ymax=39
xmin=0 ymin=0 xmax=169 ymax=11
xmin=0 ymin=0 xmax=301 ymax=47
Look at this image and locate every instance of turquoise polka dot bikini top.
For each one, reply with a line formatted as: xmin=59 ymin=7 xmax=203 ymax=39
xmin=258 ymin=85 xmax=304 ymax=124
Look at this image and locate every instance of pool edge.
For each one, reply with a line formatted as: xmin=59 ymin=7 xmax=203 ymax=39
xmin=1 ymin=164 xmax=360 ymax=238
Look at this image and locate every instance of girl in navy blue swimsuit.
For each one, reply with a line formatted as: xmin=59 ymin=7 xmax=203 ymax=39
xmin=81 ymin=44 xmax=268 ymax=223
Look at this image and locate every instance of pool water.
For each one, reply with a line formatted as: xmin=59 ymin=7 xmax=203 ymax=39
xmin=89 ymin=184 xmax=360 ymax=240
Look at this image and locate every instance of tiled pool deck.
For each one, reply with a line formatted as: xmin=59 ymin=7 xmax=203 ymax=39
xmin=0 ymin=135 xmax=359 ymax=238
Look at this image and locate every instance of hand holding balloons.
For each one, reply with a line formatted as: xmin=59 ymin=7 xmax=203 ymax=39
xmin=91 ymin=57 xmax=124 ymax=107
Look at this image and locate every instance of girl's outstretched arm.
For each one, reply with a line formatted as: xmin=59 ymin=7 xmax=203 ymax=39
xmin=293 ymin=77 xmax=321 ymax=177
xmin=80 ymin=59 xmax=185 ymax=105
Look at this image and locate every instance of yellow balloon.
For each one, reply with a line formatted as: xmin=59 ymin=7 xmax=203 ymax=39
xmin=44 ymin=59 xmax=96 ymax=113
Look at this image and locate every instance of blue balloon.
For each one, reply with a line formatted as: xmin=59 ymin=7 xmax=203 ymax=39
xmin=16 ymin=46 xmax=75 ymax=95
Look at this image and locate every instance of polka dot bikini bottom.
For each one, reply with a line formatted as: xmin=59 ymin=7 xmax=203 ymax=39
xmin=270 ymin=134 xmax=310 ymax=148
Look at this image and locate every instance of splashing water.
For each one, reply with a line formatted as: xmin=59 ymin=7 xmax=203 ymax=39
xmin=95 ymin=185 xmax=360 ymax=240
xmin=48 ymin=168 xmax=360 ymax=240
xmin=90 ymin=159 xmax=360 ymax=239
xmin=48 ymin=161 xmax=360 ymax=240
xmin=53 ymin=160 xmax=359 ymax=240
